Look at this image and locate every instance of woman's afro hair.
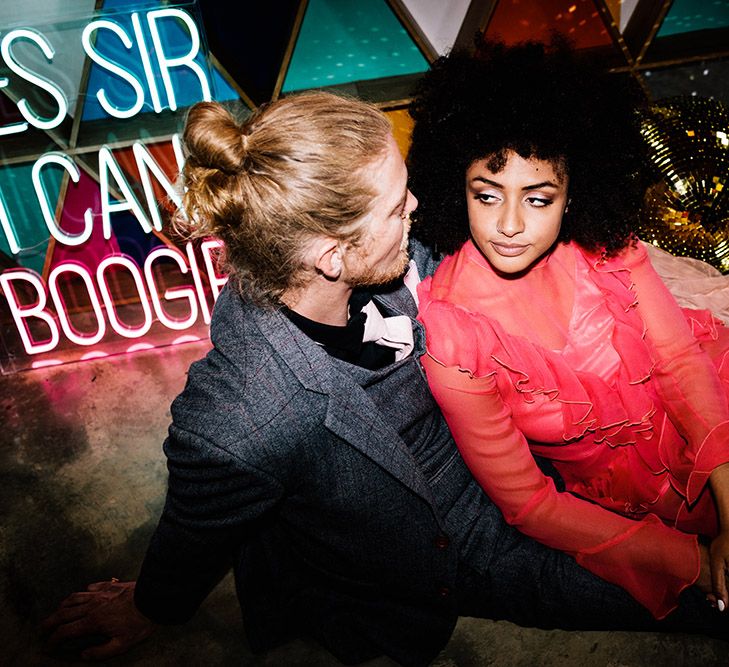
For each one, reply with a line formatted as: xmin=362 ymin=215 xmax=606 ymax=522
xmin=407 ymin=37 xmax=651 ymax=256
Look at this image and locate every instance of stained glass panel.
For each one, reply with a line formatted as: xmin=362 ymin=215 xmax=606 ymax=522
xmin=198 ymin=1 xmax=301 ymax=105
xmin=657 ymin=0 xmax=729 ymax=37
xmin=0 ymin=0 xmax=96 ymax=121
xmin=0 ymin=162 xmax=63 ymax=274
xmin=283 ymin=0 xmax=428 ymax=93
xmin=485 ymin=0 xmax=612 ymax=50
xmin=81 ymin=4 xmax=218 ymax=121
xmin=385 ymin=108 xmax=414 ymax=159
xmin=45 ymin=167 xmax=121 ymax=275
xmin=603 ymin=0 xmax=639 ymax=32
xmin=642 ymin=59 xmax=729 ymax=106
xmin=399 ymin=0 xmax=471 ymax=56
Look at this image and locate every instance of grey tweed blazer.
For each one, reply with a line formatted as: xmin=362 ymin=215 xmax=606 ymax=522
xmin=135 ymin=241 xmax=468 ymax=667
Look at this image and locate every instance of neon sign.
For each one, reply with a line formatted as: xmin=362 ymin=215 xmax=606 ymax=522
xmin=1 ymin=240 xmax=224 ymax=351
xmin=0 ymin=2 xmax=237 ymax=373
xmin=1 ymin=9 xmax=211 ymax=132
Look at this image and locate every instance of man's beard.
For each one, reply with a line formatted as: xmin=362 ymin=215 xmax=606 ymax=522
xmin=345 ymin=245 xmax=410 ymax=288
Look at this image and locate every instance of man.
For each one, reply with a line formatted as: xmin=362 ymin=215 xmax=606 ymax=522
xmin=43 ymin=93 xmax=725 ymax=666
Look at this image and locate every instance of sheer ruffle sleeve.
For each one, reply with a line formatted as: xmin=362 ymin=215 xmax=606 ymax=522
xmin=598 ymin=243 xmax=729 ymax=506
xmin=417 ymin=296 xmax=700 ymax=619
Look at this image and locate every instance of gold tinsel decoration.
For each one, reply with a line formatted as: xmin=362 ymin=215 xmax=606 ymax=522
xmin=640 ymin=96 xmax=729 ymax=272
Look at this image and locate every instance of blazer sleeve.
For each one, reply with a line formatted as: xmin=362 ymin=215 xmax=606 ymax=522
xmin=420 ymin=353 xmax=700 ymax=619
xmin=135 ymin=415 xmax=284 ymax=624
xmin=409 ymin=236 xmax=441 ymax=280
xmin=626 ymin=244 xmax=729 ymax=504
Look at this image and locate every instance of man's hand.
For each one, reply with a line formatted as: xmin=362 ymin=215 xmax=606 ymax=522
xmin=41 ymin=580 xmax=156 ymax=660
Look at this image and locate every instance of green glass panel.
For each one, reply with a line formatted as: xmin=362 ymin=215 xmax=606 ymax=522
xmin=657 ymin=0 xmax=729 ymax=37
xmin=282 ymin=0 xmax=428 ymax=92
xmin=0 ymin=163 xmax=64 ymax=273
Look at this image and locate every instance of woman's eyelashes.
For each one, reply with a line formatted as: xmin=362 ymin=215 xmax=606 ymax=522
xmin=473 ymin=192 xmax=554 ymax=207
xmin=473 ymin=192 xmax=500 ymax=204
xmin=526 ymin=196 xmax=554 ymax=207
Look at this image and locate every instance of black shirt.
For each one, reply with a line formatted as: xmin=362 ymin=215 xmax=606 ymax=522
xmin=282 ymin=290 xmax=396 ymax=370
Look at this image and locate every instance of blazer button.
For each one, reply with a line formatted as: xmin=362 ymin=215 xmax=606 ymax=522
xmin=438 ymin=586 xmax=451 ymax=598
xmin=434 ymin=534 xmax=450 ymax=549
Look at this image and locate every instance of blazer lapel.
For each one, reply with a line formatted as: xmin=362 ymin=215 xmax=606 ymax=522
xmin=249 ymin=302 xmax=436 ymax=506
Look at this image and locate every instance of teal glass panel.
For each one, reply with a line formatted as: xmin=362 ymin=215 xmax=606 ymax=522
xmin=0 ymin=0 xmax=96 ymax=124
xmin=282 ymin=0 xmax=428 ymax=92
xmin=0 ymin=162 xmax=64 ymax=273
xmin=657 ymin=0 xmax=729 ymax=37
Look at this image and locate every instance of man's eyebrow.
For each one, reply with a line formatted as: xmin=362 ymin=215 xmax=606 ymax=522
xmin=470 ymin=176 xmax=561 ymax=190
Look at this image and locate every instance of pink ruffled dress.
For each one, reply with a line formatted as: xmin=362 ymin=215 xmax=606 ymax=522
xmin=417 ymin=239 xmax=729 ymax=619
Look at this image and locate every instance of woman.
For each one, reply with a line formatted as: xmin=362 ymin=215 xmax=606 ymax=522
xmin=409 ymin=39 xmax=729 ymax=620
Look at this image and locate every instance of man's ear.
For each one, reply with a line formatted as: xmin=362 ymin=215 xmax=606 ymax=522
xmin=311 ymin=237 xmax=343 ymax=280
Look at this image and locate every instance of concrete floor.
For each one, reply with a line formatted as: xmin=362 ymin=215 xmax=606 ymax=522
xmin=2 ymin=342 xmax=729 ymax=666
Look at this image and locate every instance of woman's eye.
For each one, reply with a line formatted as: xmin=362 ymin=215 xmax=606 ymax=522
xmin=475 ymin=193 xmax=499 ymax=204
xmin=527 ymin=197 xmax=553 ymax=207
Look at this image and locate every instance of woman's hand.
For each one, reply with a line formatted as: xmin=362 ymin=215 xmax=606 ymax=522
xmin=709 ymin=462 xmax=729 ymax=611
xmin=710 ymin=532 xmax=729 ymax=611
xmin=41 ymin=580 xmax=156 ymax=660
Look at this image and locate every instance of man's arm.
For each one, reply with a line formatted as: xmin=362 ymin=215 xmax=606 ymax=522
xmin=135 ymin=423 xmax=284 ymax=623
xmin=42 ymin=404 xmax=285 ymax=658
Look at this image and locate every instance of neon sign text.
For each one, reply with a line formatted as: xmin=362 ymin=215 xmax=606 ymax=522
xmin=1 ymin=8 xmax=210 ymax=133
xmin=2 ymin=135 xmax=185 ymax=253
xmin=0 ymin=240 xmax=226 ymax=355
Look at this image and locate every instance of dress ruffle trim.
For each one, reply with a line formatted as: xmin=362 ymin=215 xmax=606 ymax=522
xmin=419 ymin=249 xmax=653 ymax=447
xmin=420 ymin=244 xmax=721 ymax=454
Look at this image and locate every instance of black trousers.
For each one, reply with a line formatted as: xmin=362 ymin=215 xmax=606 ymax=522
xmin=457 ymin=520 xmax=728 ymax=640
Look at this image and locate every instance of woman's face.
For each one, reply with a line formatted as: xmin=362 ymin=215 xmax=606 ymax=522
xmin=466 ymin=151 xmax=569 ymax=275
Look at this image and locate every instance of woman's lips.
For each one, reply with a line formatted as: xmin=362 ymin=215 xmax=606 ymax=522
xmin=491 ymin=242 xmax=529 ymax=257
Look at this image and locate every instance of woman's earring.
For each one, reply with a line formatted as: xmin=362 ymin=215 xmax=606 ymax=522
xmin=565 ymin=198 xmax=572 ymax=214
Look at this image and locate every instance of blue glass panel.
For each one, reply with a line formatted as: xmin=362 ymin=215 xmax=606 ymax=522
xmin=82 ymin=2 xmax=214 ymax=119
xmin=283 ymin=0 xmax=428 ymax=92
xmin=101 ymin=0 xmax=166 ymax=11
xmin=147 ymin=8 xmax=216 ymax=108
xmin=210 ymin=66 xmax=241 ymax=103
xmin=110 ymin=211 xmax=164 ymax=266
xmin=0 ymin=163 xmax=63 ymax=273
xmin=657 ymin=0 xmax=729 ymax=37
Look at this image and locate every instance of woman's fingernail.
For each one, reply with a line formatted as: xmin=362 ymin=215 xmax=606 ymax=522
xmin=718 ymin=599 xmax=725 ymax=612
